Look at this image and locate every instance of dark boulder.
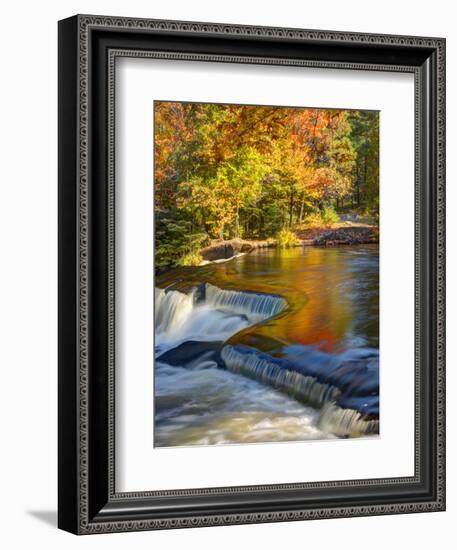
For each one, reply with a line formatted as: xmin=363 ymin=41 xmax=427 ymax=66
xmin=157 ymin=340 xmax=224 ymax=368
xmin=313 ymin=226 xmax=378 ymax=246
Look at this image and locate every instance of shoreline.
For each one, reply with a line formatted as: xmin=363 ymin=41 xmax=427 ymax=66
xmin=200 ymin=224 xmax=379 ymax=263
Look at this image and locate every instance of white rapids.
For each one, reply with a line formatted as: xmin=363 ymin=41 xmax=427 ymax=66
xmin=154 ymin=281 xmax=378 ymax=445
xmin=154 ymin=284 xmax=333 ymax=447
xmin=155 ymin=284 xmax=286 ymax=352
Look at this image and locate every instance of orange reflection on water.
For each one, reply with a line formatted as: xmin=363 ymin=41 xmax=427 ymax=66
xmin=157 ymin=245 xmax=379 ymax=354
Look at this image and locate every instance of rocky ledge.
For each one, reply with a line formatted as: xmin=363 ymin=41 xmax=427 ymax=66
xmin=296 ymin=223 xmax=379 ymax=246
xmin=312 ymin=226 xmax=379 ymax=246
xmin=200 ymin=238 xmax=274 ymax=261
xmin=199 ymin=226 xmax=378 ymax=263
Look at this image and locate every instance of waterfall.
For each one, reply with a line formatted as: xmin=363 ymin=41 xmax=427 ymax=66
xmin=318 ymin=402 xmax=379 ymax=437
xmin=155 ymin=287 xmax=194 ymax=335
xmin=205 ymin=283 xmax=287 ymax=322
xmin=155 ymin=284 xmax=286 ymax=351
xmin=221 ymin=344 xmax=379 ymax=437
xmin=156 ymin=284 xmax=379 ymax=439
xmin=221 ymin=345 xmax=341 ymax=409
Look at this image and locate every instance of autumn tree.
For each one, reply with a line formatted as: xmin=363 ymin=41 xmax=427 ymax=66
xmin=347 ymin=110 xmax=379 ymax=212
xmin=154 ymin=101 xmax=379 ymax=268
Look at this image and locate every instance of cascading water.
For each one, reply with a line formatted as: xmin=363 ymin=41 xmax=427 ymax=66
xmin=221 ymin=345 xmax=341 ymax=409
xmin=154 ymin=359 xmax=333 ymax=447
xmin=154 ymin=283 xmax=334 ymax=447
xmin=220 ymin=344 xmax=379 ymax=437
xmin=317 ymin=402 xmax=379 ymax=438
xmin=155 ymin=287 xmax=244 ymax=352
xmin=155 ymin=287 xmax=194 ymax=335
xmin=204 ymin=283 xmax=287 ymax=321
xmin=155 ymin=284 xmax=287 ymax=352
xmin=154 ymin=245 xmax=380 ymax=446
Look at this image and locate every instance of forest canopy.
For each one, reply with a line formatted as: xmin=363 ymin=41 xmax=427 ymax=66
xmin=154 ymin=101 xmax=379 ymax=269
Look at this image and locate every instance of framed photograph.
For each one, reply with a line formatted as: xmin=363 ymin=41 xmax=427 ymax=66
xmin=58 ymin=14 xmax=446 ymax=534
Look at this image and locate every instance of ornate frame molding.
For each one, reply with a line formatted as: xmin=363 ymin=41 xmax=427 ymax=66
xmin=58 ymin=14 xmax=445 ymax=534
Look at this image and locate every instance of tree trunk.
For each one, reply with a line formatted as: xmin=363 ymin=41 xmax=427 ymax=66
xmin=289 ymin=191 xmax=294 ymax=228
xmin=355 ymin=162 xmax=360 ymax=207
xmin=235 ymin=206 xmax=240 ymax=239
xmin=174 ymin=111 xmax=180 ymax=182
xmin=299 ymin=198 xmax=305 ymax=223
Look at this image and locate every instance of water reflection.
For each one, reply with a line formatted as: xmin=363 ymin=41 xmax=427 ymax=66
xmin=158 ymin=245 xmax=379 ymax=353
xmin=154 ymin=245 xmax=379 ymax=446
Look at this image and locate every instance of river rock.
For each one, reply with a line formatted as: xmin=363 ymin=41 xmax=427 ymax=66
xmin=313 ymin=226 xmax=378 ymax=246
xmin=193 ymin=282 xmax=206 ymax=304
xmin=157 ymin=340 xmax=224 ymax=368
xmin=200 ymin=239 xmax=250 ymax=261
xmin=200 ymin=238 xmax=272 ymax=261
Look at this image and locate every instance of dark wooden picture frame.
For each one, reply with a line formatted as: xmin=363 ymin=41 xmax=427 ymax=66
xmin=58 ymin=14 xmax=446 ymax=534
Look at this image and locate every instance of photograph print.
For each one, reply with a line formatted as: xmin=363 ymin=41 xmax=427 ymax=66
xmin=154 ymin=100 xmax=380 ymax=448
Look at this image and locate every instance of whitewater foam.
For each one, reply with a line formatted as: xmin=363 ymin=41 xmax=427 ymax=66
xmin=204 ymin=283 xmax=287 ymax=321
xmin=220 ymin=344 xmax=379 ymax=437
xmin=155 ymin=284 xmax=287 ymax=351
xmin=221 ymin=345 xmax=341 ymax=409
xmin=318 ymin=402 xmax=379 ymax=437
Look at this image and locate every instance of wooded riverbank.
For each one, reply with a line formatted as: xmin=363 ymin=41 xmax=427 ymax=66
xmin=199 ymin=222 xmax=378 ymax=263
xmin=154 ymin=102 xmax=379 ymax=271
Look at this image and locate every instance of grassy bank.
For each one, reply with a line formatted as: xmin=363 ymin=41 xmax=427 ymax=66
xmin=197 ymin=221 xmax=378 ymax=264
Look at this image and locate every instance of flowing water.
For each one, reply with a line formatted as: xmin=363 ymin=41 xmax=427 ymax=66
xmin=154 ymin=245 xmax=379 ymax=447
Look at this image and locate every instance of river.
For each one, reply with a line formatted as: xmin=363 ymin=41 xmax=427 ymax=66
xmin=154 ymin=245 xmax=379 ymax=447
